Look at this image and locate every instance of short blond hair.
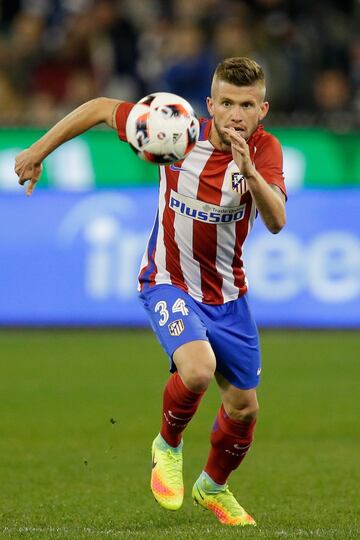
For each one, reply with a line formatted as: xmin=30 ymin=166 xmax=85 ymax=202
xmin=212 ymin=57 xmax=266 ymax=94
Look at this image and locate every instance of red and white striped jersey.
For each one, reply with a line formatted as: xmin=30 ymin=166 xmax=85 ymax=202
xmin=116 ymin=102 xmax=286 ymax=305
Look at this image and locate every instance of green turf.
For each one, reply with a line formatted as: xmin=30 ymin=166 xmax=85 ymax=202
xmin=0 ymin=329 xmax=359 ymax=539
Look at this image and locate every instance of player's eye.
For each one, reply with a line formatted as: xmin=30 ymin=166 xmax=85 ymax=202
xmin=222 ymin=101 xmax=232 ymax=107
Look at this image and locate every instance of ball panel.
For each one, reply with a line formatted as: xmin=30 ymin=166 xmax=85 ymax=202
xmin=125 ymin=103 xmax=151 ymax=146
xmin=126 ymin=92 xmax=199 ymax=165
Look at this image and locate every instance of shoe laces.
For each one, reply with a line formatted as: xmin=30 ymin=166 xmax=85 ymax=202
xmin=164 ymin=449 xmax=182 ymax=483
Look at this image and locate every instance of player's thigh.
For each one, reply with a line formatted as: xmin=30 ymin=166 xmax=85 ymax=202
xmin=173 ymin=339 xmax=216 ymax=391
xmin=215 ymin=371 xmax=259 ymax=421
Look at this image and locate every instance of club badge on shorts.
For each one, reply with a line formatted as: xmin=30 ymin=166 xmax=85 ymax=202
xmin=168 ymin=319 xmax=185 ymax=337
xmin=231 ymin=172 xmax=247 ymax=194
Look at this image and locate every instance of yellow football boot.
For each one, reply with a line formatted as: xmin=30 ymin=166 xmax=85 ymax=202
xmin=151 ymin=434 xmax=184 ymax=510
xmin=192 ymin=473 xmax=256 ymax=526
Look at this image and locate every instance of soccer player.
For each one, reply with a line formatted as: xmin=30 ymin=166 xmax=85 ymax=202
xmin=15 ymin=57 xmax=286 ymax=527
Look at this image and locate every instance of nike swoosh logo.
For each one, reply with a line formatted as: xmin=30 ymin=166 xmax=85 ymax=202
xmin=168 ymin=410 xmax=192 ymax=421
xmin=195 ymin=486 xmax=204 ymax=501
xmin=234 ymin=443 xmax=251 ymax=450
xmin=169 ymin=164 xmax=188 ymax=173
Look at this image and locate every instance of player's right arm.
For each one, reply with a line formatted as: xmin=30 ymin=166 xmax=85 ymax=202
xmin=14 ymin=97 xmax=122 ymax=196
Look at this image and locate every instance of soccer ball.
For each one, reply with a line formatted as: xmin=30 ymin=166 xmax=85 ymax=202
xmin=125 ymin=92 xmax=200 ymax=164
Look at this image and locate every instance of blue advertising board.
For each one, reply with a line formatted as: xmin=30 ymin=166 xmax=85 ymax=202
xmin=0 ymin=189 xmax=359 ymax=327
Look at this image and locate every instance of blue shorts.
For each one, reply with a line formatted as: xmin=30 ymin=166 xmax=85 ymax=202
xmin=139 ymin=284 xmax=261 ymax=390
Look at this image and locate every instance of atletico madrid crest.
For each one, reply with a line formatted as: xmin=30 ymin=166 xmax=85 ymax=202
xmin=231 ymin=172 xmax=247 ymax=194
xmin=168 ymin=319 xmax=185 ymax=336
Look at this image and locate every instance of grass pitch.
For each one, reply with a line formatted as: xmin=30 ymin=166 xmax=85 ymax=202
xmin=0 ymin=329 xmax=359 ymax=540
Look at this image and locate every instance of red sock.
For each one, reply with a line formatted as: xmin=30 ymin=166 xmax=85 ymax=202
xmin=160 ymin=372 xmax=204 ymax=447
xmin=204 ymin=404 xmax=256 ymax=485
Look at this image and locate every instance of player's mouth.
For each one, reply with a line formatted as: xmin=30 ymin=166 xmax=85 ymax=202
xmin=225 ymin=126 xmax=246 ymax=135
xmin=226 ymin=126 xmax=246 ymax=133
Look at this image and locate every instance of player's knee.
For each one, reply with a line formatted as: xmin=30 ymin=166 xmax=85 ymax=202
xmin=226 ymin=402 xmax=259 ymax=422
xmin=174 ymin=341 xmax=216 ymax=392
xmin=183 ymin=364 xmax=215 ymax=392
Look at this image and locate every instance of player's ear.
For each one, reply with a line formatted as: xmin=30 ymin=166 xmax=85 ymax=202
xmin=207 ymin=97 xmax=214 ymax=117
xmin=259 ymin=101 xmax=269 ymax=121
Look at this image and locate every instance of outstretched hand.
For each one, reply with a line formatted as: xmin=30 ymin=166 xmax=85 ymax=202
xmin=222 ymin=127 xmax=255 ymax=178
xmin=14 ymin=149 xmax=43 ymax=196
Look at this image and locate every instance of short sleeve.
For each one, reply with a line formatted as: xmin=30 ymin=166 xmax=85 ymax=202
xmin=115 ymin=102 xmax=135 ymax=142
xmin=254 ymin=133 xmax=287 ymax=197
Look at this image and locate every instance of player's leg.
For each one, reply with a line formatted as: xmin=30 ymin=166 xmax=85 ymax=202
xmin=160 ymin=339 xmax=216 ymax=447
xmin=205 ymin=373 xmax=258 ymax=485
xmin=192 ymin=294 xmax=259 ymax=525
xmin=151 ymin=340 xmax=215 ymax=510
xmin=139 ymin=285 xmax=215 ymax=510
xmin=193 ymin=382 xmax=258 ymax=526
xmin=192 ymin=380 xmax=257 ymax=526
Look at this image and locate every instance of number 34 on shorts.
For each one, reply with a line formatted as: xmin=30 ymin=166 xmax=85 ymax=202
xmin=154 ymin=298 xmax=189 ymax=328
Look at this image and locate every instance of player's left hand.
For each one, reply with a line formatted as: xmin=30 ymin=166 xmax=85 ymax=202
xmin=222 ymin=127 xmax=256 ymax=178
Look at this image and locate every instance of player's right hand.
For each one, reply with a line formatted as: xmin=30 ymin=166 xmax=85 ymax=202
xmin=14 ymin=149 xmax=43 ymax=196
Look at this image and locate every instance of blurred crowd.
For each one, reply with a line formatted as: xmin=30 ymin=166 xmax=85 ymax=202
xmin=0 ymin=0 xmax=359 ymax=128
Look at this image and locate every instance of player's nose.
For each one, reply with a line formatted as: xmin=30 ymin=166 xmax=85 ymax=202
xmin=230 ymin=105 xmax=244 ymax=123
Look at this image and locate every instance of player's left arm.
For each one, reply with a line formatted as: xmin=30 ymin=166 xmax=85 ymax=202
xmin=223 ymin=127 xmax=286 ymax=234
xmin=15 ymin=97 xmax=122 ymax=196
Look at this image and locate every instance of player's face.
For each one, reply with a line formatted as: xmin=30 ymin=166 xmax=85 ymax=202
xmin=207 ymin=80 xmax=269 ymax=149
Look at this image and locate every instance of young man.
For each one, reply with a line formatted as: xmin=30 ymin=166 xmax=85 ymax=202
xmin=15 ymin=57 xmax=286 ymax=527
